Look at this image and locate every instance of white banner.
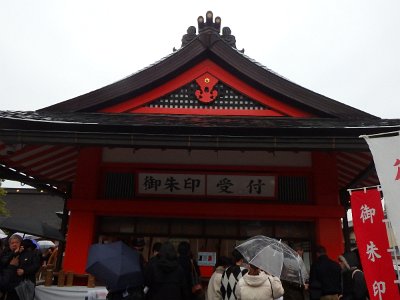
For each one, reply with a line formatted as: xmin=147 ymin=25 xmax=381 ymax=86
xmin=363 ymin=132 xmax=400 ymax=248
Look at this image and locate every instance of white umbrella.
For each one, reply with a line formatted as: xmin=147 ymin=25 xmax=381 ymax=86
xmin=0 ymin=229 xmax=7 ymax=239
xmin=14 ymin=232 xmax=40 ymax=240
xmin=37 ymin=240 xmax=56 ymax=250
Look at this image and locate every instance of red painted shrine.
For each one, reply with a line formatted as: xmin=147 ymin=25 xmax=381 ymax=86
xmin=1 ymin=11 xmax=399 ymax=275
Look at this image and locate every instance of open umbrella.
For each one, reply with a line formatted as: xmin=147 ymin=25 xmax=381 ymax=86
xmin=235 ymin=235 xmax=308 ymax=285
xmin=85 ymin=241 xmax=144 ymax=292
xmin=0 ymin=216 xmax=64 ymax=241
xmin=37 ymin=240 xmax=56 ymax=251
xmin=15 ymin=232 xmax=40 ymax=240
xmin=0 ymin=229 xmax=7 ymax=239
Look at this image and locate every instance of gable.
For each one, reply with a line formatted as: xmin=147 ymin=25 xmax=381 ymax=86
xmin=40 ymin=12 xmax=377 ymax=119
xmin=100 ymin=60 xmax=315 ymax=117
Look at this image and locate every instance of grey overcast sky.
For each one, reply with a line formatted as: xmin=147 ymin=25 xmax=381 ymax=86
xmin=1 ymin=1 xmax=400 ymax=118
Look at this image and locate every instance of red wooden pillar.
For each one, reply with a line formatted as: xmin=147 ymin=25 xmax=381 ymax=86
xmin=312 ymin=152 xmax=344 ymax=260
xmin=63 ymin=147 xmax=102 ymax=273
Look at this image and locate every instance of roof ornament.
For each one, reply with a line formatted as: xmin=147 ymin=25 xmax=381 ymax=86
xmin=198 ymin=11 xmax=221 ymax=34
xmin=179 ymin=11 xmax=242 ymax=52
xmin=181 ymin=26 xmax=197 ymax=48
xmin=221 ymin=27 xmax=236 ymax=48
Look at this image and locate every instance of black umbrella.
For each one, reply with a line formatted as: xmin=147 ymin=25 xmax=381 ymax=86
xmin=15 ymin=279 xmax=35 ymax=300
xmin=0 ymin=216 xmax=64 ymax=241
xmin=86 ymin=241 xmax=144 ymax=292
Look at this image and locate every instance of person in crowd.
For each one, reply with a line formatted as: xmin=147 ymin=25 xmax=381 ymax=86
xmin=236 ymin=264 xmax=284 ymax=300
xmin=281 ymin=245 xmax=309 ymax=300
xmin=0 ymin=234 xmax=22 ymax=268
xmin=0 ymin=234 xmax=22 ymax=300
xmin=338 ymin=252 xmax=369 ymax=300
xmin=145 ymin=241 xmax=189 ymax=300
xmin=207 ymin=256 xmax=232 ymax=300
xmin=220 ymin=249 xmax=248 ymax=300
xmin=144 ymin=242 xmax=162 ymax=296
xmin=132 ymin=237 xmax=147 ymax=270
xmin=0 ymin=255 xmax=20 ymax=296
xmin=309 ymin=245 xmax=341 ymax=300
xmin=0 ymin=236 xmax=41 ymax=300
xmin=17 ymin=239 xmax=41 ymax=284
xmin=41 ymin=246 xmax=55 ymax=266
xmin=177 ymin=241 xmax=201 ymax=300
xmin=148 ymin=242 xmax=162 ymax=264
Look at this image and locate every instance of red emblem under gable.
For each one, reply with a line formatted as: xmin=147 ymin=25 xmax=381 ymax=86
xmin=195 ymin=73 xmax=218 ymax=103
xmin=100 ymin=59 xmax=314 ymax=117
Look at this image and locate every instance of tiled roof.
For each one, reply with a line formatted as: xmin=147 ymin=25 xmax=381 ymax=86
xmin=38 ymin=30 xmax=377 ymax=119
xmin=1 ymin=110 xmax=393 ymax=193
xmin=1 ymin=110 xmax=398 ymax=136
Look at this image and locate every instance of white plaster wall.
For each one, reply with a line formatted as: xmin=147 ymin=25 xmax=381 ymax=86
xmin=102 ymin=148 xmax=311 ymax=167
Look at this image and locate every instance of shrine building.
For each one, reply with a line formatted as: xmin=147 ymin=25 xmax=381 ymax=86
xmin=1 ymin=11 xmax=400 ymax=275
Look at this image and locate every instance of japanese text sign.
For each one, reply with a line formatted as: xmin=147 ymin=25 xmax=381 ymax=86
xmin=350 ymin=188 xmax=399 ymax=299
xmin=137 ymin=172 xmax=275 ymax=198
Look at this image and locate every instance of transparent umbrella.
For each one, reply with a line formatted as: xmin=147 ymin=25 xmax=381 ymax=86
xmin=235 ymin=235 xmax=308 ymax=285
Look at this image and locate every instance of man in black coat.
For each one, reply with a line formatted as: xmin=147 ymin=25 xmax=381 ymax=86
xmin=309 ymin=245 xmax=341 ymax=300
xmin=1 ymin=238 xmax=41 ymax=300
xmin=0 ymin=256 xmax=20 ymax=293
xmin=338 ymin=252 xmax=369 ymax=300
xmin=145 ymin=242 xmax=189 ymax=300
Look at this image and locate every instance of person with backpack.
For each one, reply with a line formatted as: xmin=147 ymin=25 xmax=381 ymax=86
xmin=338 ymin=252 xmax=369 ymax=300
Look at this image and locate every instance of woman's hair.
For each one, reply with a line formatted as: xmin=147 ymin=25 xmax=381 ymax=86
xmin=248 ymin=264 xmax=261 ymax=275
xmin=232 ymin=249 xmax=244 ymax=263
xmin=216 ymin=256 xmax=232 ymax=268
xmin=8 ymin=234 xmax=22 ymax=243
xmin=249 ymin=264 xmax=259 ymax=270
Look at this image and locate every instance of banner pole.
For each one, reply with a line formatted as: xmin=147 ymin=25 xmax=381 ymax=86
xmin=384 ymin=219 xmax=400 ymax=284
xmin=360 ymin=130 xmax=400 ymax=139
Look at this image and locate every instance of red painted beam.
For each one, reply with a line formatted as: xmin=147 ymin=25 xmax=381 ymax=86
xmin=67 ymin=199 xmax=344 ymax=220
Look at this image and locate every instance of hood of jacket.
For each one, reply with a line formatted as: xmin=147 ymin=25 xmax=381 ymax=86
xmin=157 ymin=257 xmax=179 ymax=273
xmin=242 ymin=271 xmax=269 ymax=287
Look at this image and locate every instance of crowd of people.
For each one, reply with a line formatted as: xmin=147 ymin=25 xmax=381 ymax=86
xmin=308 ymin=246 xmax=369 ymax=300
xmin=107 ymin=239 xmax=369 ymax=300
xmin=101 ymin=239 xmax=369 ymax=300
xmin=0 ymin=233 xmax=369 ymax=300
xmin=105 ymin=239 xmax=203 ymax=300
xmin=105 ymin=240 xmax=284 ymax=300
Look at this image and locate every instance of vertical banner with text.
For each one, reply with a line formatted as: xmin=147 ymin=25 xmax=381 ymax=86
xmin=364 ymin=133 xmax=400 ymax=247
xmin=350 ymin=188 xmax=399 ymax=300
